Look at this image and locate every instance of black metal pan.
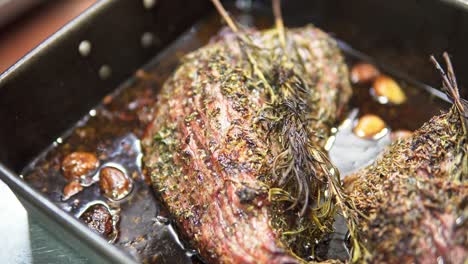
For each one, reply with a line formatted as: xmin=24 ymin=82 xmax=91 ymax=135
xmin=0 ymin=0 xmax=466 ymax=263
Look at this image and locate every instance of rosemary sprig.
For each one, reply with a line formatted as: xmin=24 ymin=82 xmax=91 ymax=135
xmin=430 ymin=53 xmax=468 ymax=182
xmin=210 ymin=0 xmax=367 ymax=261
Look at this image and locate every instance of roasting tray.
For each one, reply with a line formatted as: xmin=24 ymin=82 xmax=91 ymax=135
xmin=0 ymin=0 xmax=467 ymax=263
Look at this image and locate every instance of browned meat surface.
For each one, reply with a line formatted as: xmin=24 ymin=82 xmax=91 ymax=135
xmin=142 ymin=26 xmax=351 ymax=263
xmin=345 ymin=55 xmax=467 ymax=263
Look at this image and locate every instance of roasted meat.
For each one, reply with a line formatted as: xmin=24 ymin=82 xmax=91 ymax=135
xmin=345 ymin=54 xmax=468 ymax=263
xmin=142 ymin=17 xmax=353 ymax=263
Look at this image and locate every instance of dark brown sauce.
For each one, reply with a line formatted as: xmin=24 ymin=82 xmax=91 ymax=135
xmin=20 ymin=9 xmax=449 ymax=264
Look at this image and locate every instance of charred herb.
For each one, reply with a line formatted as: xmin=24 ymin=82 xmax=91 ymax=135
xmin=211 ymin=0 xmax=365 ymax=261
xmin=430 ymin=53 xmax=468 ymax=182
xmin=345 ymin=53 xmax=467 ymax=263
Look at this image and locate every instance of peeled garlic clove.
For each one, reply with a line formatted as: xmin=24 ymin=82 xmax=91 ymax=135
xmin=99 ymin=166 xmax=132 ymax=200
xmin=63 ymin=181 xmax=83 ymax=201
xmin=351 ymin=63 xmax=380 ymax=84
xmin=79 ymin=204 xmax=114 ymax=239
xmin=373 ymin=76 xmax=407 ymax=104
xmin=354 ymin=114 xmax=387 ymax=139
xmin=62 ymin=152 xmax=99 ymax=180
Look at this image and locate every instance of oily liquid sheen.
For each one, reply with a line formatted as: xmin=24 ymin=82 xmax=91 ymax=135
xmin=21 ymin=10 xmax=447 ymax=264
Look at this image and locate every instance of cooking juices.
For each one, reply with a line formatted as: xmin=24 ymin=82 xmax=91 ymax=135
xmin=21 ymin=11 xmax=448 ymax=264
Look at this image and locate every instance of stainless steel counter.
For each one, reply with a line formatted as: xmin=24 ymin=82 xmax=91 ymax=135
xmin=0 ymin=180 xmax=86 ymax=263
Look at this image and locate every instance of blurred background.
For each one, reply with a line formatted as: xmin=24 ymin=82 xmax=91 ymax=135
xmin=0 ymin=0 xmax=96 ymax=73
